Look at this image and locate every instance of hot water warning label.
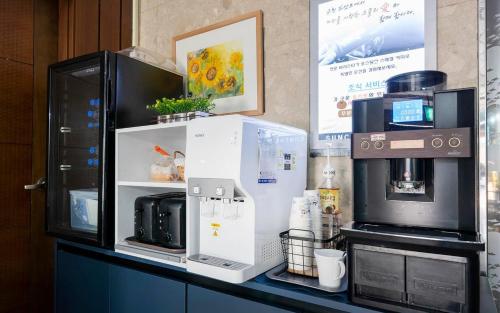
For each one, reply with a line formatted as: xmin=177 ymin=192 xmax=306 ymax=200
xmin=210 ymin=223 xmax=220 ymax=237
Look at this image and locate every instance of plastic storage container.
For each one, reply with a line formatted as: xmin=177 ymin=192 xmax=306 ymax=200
xmin=150 ymin=155 xmax=179 ymax=182
xmin=70 ymin=189 xmax=98 ymax=233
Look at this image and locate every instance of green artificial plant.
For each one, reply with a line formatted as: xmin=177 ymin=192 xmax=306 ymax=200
xmin=147 ymin=96 xmax=215 ymax=115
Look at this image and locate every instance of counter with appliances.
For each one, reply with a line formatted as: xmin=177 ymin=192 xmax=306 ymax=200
xmin=45 ymin=51 xmax=493 ymax=313
xmin=54 ymin=239 xmax=497 ymax=313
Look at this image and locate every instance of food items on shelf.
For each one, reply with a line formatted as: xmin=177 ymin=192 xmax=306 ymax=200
xmin=150 ymin=145 xmax=179 ymax=182
xmin=174 ymin=151 xmax=186 ymax=181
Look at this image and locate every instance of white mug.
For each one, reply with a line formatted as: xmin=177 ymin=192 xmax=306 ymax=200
xmin=314 ymin=249 xmax=346 ymax=288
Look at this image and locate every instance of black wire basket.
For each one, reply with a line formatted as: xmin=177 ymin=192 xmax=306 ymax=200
xmin=279 ymin=229 xmax=344 ymax=278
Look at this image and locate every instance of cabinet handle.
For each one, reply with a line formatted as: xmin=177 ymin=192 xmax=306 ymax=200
xmin=60 ymin=127 xmax=71 ymax=133
xmin=60 ymin=164 xmax=72 ymax=171
xmin=24 ymin=177 xmax=47 ymax=190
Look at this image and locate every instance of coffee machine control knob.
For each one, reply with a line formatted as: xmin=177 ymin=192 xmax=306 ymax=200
xmin=431 ymin=138 xmax=444 ymax=148
xmin=448 ymin=137 xmax=461 ymax=148
xmin=374 ymin=141 xmax=384 ymax=150
xmin=360 ymin=141 xmax=370 ymax=150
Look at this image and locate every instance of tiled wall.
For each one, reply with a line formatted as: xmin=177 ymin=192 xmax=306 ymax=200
xmin=137 ymin=0 xmax=478 ymax=224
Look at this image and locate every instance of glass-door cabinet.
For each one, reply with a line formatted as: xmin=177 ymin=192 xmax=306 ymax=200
xmin=47 ymin=52 xmax=114 ymax=247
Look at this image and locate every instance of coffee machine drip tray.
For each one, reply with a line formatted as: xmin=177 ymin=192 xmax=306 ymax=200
xmin=341 ymin=222 xmax=484 ymax=252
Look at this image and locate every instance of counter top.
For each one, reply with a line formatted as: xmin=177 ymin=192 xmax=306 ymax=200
xmin=57 ymin=240 xmax=497 ymax=313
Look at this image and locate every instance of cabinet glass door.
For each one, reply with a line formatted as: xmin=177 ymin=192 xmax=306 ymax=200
xmin=47 ymin=56 xmax=104 ymax=243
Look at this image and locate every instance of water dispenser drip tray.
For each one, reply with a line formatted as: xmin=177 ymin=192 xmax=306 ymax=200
xmin=188 ymin=254 xmax=251 ymax=271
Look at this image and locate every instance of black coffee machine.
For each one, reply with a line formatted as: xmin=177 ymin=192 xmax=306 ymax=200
xmin=341 ymin=71 xmax=484 ymax=313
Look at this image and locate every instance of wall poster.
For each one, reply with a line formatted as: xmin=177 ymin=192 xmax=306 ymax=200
xmin=310 ymin=0 xmax=436 ymax=154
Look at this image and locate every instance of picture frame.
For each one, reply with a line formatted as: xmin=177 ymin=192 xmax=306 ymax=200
xmin=173 ymin=10 xmax=264 ymax=116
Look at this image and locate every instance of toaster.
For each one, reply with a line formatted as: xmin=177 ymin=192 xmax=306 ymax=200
xmin=134 ymin=193 xmax=186 ymax=249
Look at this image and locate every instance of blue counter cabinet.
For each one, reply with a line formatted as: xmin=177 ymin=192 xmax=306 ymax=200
xmin=55 ymin=248 xmax=187 ymax=313
xmin=56 ymin=249 xmax=110 ymax=313
xmin=187 ymin=285 xmax=295 ymax=313
xmin=109 ymin=264 xmax=186 ymax=313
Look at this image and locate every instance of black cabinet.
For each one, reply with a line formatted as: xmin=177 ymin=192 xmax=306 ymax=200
xmin=109 ymin=264 xmax=186 ymax=313
xmin=47 ymin=52 xmax=184 ymax=247
xmin=186 ymin=285 xmax=294 ymax=313
xmin=56 ymin=250 xmax=109 ymax=313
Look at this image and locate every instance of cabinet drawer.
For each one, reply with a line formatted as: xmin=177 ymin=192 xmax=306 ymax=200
xmin=56 ymin=250 xmax=109 ymax=313
xmin=353 ymin=246 xmax=405 ymax=303
xmin=187 ymin=285 xmax=293 ymax=313
xmin=109 ymin=264 xmax=186 ymax=313
xmin=407 ymin=256 xmax=467 ymax=313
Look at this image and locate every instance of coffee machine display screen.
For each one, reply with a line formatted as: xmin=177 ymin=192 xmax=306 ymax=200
xmin=393 ymin=99 xmax=424 ymax=123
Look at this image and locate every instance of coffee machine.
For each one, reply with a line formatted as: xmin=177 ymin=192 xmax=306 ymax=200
xmin=185 ymin=115 xmax=307 ymax=283
xmin=342 ymin=71 xmax=484 ymax=313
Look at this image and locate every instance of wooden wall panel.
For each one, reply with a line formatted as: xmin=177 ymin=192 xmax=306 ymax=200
xmin=59 ymin=0 xmax=133 ymax=61
xmin=31 ymin=1 xmax=59 ymax=312
xmin=0 ymin=0 xmax=33 ymax=64
xmin=0 ymin=144 xmax=31 ymax=227
xmin=120 ymin=0 xmax=133 ymax=49
xmin=58 ymin=0 xmax=69 ymax=60
xmin=73 ymin=0 xmax=99 ymax=57
xmin=0 ymin=1 xmax=34 ymax=312
xmin=100 ymin=0 xmax=121 ymax=51
xmin=67 ymin=0 xmax=75 ymax=59
xmin=0 ymin=226 xmax=30 ymax=313
xmin=0 ymin=59 xmax=33 ymax=145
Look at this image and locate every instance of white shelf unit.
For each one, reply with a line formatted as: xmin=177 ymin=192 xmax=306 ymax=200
xmin=115 ymin=122 xmax=187 ymax=268
xmin=117 ymin=181 xmax=187 ymax=188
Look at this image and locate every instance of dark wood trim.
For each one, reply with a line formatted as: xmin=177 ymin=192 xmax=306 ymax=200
xmin=73 ymin=0 xmax=99 ymax=57
xmin=120 ymin=0 xmax=133 ymax=49
xmin=99 ymin=0 xmax=121 ymax=51
xmin=31 ymin=0 xmax=59 ymax=312
xmin=68 ymin=0 xmax=75 ymax=59
xmin=58 ymin=0 xmax=68 ymax=60
xmin=59 ymin=0 xmax=133 ymax=61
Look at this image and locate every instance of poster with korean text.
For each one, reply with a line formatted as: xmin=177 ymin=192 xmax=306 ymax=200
xmin=316 ymin=0 xmax=428 ymax=140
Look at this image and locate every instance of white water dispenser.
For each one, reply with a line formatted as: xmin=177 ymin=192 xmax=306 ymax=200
xmin=186 ymin=115 xmax=307 ymax=283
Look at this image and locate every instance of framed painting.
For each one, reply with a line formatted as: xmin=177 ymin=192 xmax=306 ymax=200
xmin=173 ymin=10 xmax=264 ymax=116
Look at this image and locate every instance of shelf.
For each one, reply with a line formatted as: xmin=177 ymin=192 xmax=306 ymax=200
xmin=115 ymin=120 xmax=188 ymax=268
xmin=116 ymin=121 xmax=188 ymax=134
xmin=115 ymin=241 xmax=186 ymax=269
xmin=117 ymin=181 xmax=186 ymax=189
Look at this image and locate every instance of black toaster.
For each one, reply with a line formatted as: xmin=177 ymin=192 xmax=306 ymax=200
xmin=134 ymin=192 xmax=186 ymax=249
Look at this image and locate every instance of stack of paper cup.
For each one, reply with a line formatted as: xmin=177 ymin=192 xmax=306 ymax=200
xmin=303 ymin=190 xmax=322 ymax=238
xmin=288 ymin=197 xmax=314 ymax=275
xmin=303 ymin=190 xmax=336 ymax=276
xmin=303 ymin=190 xmax=334 ymax=240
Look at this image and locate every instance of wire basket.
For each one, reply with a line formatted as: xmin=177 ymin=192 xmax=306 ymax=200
xmin=279 ymin=229 xmax=344 ymax=278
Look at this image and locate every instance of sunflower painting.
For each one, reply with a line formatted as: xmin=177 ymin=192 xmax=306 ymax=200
xmin=187 ymin=41 xmax=244 ymax=99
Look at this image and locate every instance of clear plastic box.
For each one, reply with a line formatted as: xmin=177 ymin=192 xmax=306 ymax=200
xmin=70 ymin=189 xmax=98 ymax=233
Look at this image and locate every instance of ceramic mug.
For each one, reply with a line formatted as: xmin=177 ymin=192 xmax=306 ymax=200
xmin=314 ymin=249 xmax=346 ymax=288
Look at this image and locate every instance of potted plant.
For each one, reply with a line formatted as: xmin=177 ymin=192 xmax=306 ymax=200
xmin=147 ymin=96 xmax=215 ymax=123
